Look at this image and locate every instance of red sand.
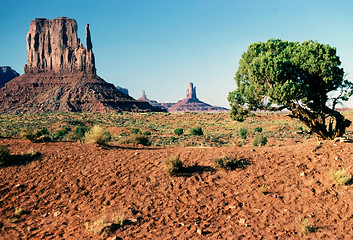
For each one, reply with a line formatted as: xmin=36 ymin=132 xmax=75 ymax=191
xmin=1 ymin=138 xmax=353 ymax=239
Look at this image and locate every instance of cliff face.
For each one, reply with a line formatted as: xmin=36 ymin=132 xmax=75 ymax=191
xmin=0 ymin=66 xmax=19 ymax=88
xmin=24 ymin=17 xmax=95 ymax=74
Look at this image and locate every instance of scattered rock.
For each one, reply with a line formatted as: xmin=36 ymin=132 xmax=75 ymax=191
xmin=239 ymin=218 xmax=246 ymax=224
xmin=53 ymin=211 xmax=61 ymax=217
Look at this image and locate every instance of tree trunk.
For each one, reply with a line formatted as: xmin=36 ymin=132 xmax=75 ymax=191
xmin=288 ymin=103 xmax=351 ymax=140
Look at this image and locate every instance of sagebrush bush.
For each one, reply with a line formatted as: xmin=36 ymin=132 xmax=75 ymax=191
xmin=144 ymin=131 xmax=152 ymax=136
xmin=254 ymin=127 xmax=263 ymax=133
xmin=119 ymin=134 xmax=150 ymax=146
xmin=19 ymin=128 xmax=38 ymax=141
xmin=74 ymin=126 xmax=90 ymax=142
xmin=0 ymin=145 xmax=10 ymax=166
xmin=130 ymin=128 xmax=142 ymax=134
xmin=253 ymin=134 xmax=267 ymax=147
xmin=164 ymin=156 xmax=184 ymax=176
xmin=213 ymin=156 xmax=247 ymax=170
xmin=190 ymin=127 xmax=203 ymax=136
xmin=55 ymin=126 xmax=72 ymax=140
xmin=174 ymin=128 xmax=184 ymax=136
xmin=84 ymin=125 xmax=111 ymax=145
xmin=239 ymin=128 xmax=247 ymax=139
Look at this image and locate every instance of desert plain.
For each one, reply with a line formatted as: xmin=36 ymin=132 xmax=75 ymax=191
xmin=1 ymin=112 xmax=353 ymax=239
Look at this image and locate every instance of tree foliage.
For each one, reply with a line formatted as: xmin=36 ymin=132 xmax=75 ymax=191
xmin=228 ymin=39 xmax=353 ymax=139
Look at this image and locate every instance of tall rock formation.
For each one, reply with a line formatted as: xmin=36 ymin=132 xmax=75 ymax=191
xmin=167 ymin=82 xmax=229 ymax=113
xmin=24 ymin=17 xmax=95 ymax=74
xmin=0 ymin=17 xmax=163 ymax=113
xmin=186 ymin=82 xmax=197 ymax=99
xmin=0 ymin=66 xmax=19 ymax=88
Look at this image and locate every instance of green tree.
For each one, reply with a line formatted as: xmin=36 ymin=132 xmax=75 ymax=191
xmin=228 ymin=39 xmax=353 ymax=139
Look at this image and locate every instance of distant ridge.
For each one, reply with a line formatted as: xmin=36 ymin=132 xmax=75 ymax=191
xmin=138 ymin=83 xmax=229 ymax=113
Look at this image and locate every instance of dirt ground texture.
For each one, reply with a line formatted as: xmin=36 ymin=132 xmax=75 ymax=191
xmin=1 ymin=137 xmax=353 ymax=239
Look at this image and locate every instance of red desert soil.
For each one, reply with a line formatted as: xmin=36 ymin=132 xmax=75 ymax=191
xmin=1 ymin=138 xmax=353 ymax=239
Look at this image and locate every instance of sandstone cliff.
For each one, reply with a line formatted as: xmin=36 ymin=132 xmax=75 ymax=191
xmin=0 ymin=66 xmax=19 ymax=88
xmin=24 ymin=17 xmax=95 ymax=74
xmin=0 ymin=17 xmax=163 ymax=113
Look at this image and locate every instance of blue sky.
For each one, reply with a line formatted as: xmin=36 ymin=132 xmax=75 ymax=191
xmin=1 ymin=0 xmax=353 ymax=108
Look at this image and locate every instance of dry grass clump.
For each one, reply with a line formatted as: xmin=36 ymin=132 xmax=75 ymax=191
xmin=84 ymin=211 xmax=125 ymax=237
xmin=164 ymin=156 xmax=184 ymax=176
xmin=84 ymin=125 xmax=111 ymax=145
xmin=213 ymin=156 xmax=248 ymax=170
xmin=330 ymin=169 xmax=352 ymax=185
xmin=298 ymin=217 xmax=315 ymax=236
xmin=258 ymin=184 xmax=270 ymax=194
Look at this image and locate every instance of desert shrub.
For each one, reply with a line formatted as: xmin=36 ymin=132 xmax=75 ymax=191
xmin=190 ymin=127 xmax=203 ymax=136
xmin=164 ymin=156 xmax=184 ymax=176
xmin=84 ymin=210 xmax=125 ymax=236
xmin=55 ymin=126 xmax=71 ymax=140
xmin=19 ymin=128 xmax=38 ymax=141
xmin=130 ymin=128 xmax=142 ymax=134
xmin=170 ymin=136 xmax=176 ymax=142
xmin=239 ymin=128 xmax=247 ymax=139
xmin=253 ymin=134 xmax=267 ymax=147
xmin=258 ymin=184 xmax=270 ymax=194
xmin=119 ymin=134 xmax=150 ymax=146
xmin=144 ymin=131 xmax=152 ymax=136
xmin=298 ymin=217 xmax=315 ymax=236
xmin=0 ymin=146 xmax=10 ymax=166
xmin=213 ymin=156 xmax=248 ymax=170
xmin=38 ymin=128 xmax=50 ymax=136
xmin=14 ymin=207 xmax=24 ymax=217
xmin=67 ymin=119 xmax=84 ymax=126
xmin=84 ymin=125 xmax=111 ymax=145
xmin=74 ymin=126 xmax=90 ymax=142
xmin=254 ymin=127 xmax=263 ymax=133
xmin=174 ymin=128 xmax=184 ymax=136
xmin=330 ymin=169 xmax=352 ymax=185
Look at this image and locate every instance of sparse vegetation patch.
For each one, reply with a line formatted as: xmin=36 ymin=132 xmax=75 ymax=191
xmin=213 ymin=156 xmax=248 ymax=170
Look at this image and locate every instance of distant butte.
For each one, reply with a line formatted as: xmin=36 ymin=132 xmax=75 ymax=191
xmin=0 ymin=66 xmax=19 ymax=88
xmin=0 ymin=17 xmax=163 ymax=113
xmin=138 ymin=83 xmax=229 ymax=113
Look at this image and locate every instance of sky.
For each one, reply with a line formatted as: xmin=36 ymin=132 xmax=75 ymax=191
xmin=1 ymin=0 xmax=353 ymax=108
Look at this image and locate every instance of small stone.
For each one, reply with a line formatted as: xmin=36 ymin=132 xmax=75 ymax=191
xmin=239 ymin=218 xmax=246 ymax=224
xmin=53 ymin=211 xmax=61 ymax=217
xmin=300 ymin=172 xmax=305 ymax=177
xmin=197 ymin=228 xmax=203 ymax=235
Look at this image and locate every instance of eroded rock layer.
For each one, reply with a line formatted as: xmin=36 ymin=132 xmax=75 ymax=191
xmin=24 ymin=17 xmax=95 ymax=74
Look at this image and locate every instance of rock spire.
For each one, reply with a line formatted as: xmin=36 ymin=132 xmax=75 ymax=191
xmin=186 ymin=82 xmax=197 ymax=99
xmin=24 ymin=17 xmax=96 ymax=74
